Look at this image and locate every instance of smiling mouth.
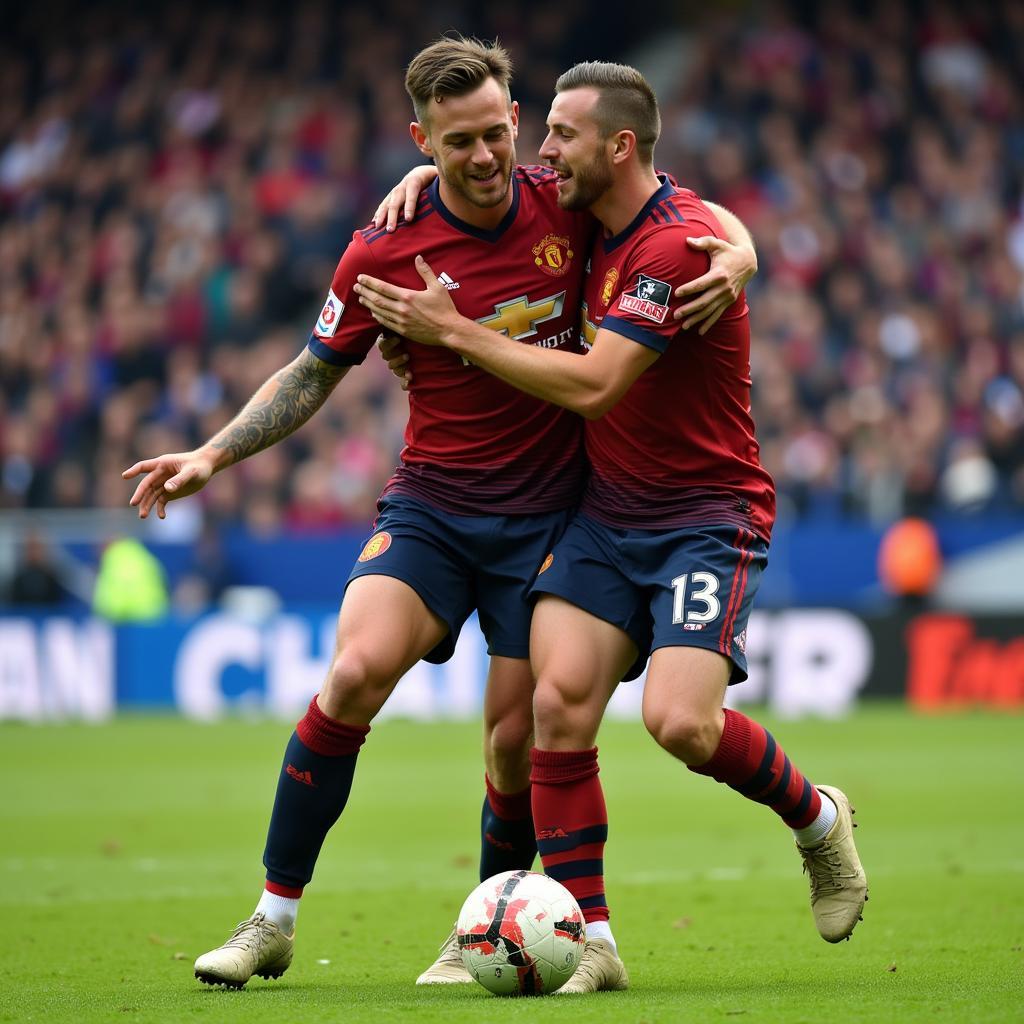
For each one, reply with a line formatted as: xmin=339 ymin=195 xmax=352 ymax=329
xmin=470 ymin=169 xmax=501 ymax=184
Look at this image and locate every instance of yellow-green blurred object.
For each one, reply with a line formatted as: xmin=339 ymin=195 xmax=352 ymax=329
xmin=92 ymin=537 xmax=169 ymax=621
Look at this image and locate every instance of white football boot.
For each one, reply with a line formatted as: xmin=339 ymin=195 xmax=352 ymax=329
xmin=798 ymin=785 xmax=868 ymax=942
xmin=415 ymin=927 xmax=474 ymax=984
xmin=193 ymin=913 xmax=294 ymax=989
xmin=555 ymin=938 xmax=629 ymax=994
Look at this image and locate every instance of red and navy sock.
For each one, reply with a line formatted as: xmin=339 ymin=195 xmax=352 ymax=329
xmin=479 ymin=775 xmax=537 ymax=880
xmin=262 ymin=695 xmax=370 ymax=893
xmin=689 ymin=708 xmax=820 ymax=829
xmin=530 ymin=747 xmax=609 ymax=923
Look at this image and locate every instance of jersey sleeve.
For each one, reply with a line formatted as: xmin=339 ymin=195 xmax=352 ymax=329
xmin=307 ymin=233 xmax=384 ymax=366
xmin=601 ymin=219 xmax=719 ymax=354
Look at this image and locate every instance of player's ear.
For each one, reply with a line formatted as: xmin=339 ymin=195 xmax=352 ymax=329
xmin=410 ymin=121 xmax=433 ymax=157
xmin=510 ymin=100 xmax=520 ymax=139
xmin=610 ymin=129 xmax=637 ymax=166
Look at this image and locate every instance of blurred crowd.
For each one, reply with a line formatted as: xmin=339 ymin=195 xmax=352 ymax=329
xmin=660 ymin=1 xmax=1024 ymax=521
xmin=1 ymin=0 xmax=1023 ymax=538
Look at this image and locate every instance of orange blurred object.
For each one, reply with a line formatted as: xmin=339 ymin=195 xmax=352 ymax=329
xmin=878 ymin=517 xmax=943 ymax=596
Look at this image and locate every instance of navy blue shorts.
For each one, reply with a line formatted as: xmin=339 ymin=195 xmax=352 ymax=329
xmin=530 ymin=515 xmax=768 ymax=683
xmin=347 ymin=494 xmax=573 ymax=663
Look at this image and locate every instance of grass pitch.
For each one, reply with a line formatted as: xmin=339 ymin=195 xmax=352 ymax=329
xmin=2 ymin=706 xmax=1022 ymax=1023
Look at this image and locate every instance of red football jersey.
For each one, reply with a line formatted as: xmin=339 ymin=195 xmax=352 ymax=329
xmin=580 ymin=178 xmax=776 ymax=539
xmin=310 ymin=166 xmax=594 ymax=515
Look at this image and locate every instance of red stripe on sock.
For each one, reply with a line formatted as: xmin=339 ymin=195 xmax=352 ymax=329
xmin=484 ymin=775 xmax=532 ymax=820
xmin=741 ymin=739 xmax=787 ymax=800
xmin=540 ymin=842 xmax=606 ymax=868
xmin=296 ymin=696 xmax=370 ymax=757
xmin=529 ymin=747 xmax=599 ymax=784
xmin=265 ymin=880 xmax=303 ymax=899
xmin=565 ymin=876 xmax=606 ymax=901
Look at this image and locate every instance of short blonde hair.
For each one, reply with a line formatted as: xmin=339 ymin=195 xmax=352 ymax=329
xmin=405 ymin=35 xmax=513 ymax=125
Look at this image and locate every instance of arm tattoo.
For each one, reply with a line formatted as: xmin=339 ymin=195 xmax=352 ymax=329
xmin=209 ymin=350 xmax=348 ymax=465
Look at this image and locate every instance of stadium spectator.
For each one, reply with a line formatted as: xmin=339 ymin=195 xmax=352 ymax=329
xmin=1 ymin=0 xmax=1022 ymax=533
xmin=4 ymin=531 xmax=69 ymax=606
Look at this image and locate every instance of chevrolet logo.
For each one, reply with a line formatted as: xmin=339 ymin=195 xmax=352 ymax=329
xmin=580 ymin=303 xmax=597 ymax=349
xmin=478 ymin=292 xmax=566 ymax=340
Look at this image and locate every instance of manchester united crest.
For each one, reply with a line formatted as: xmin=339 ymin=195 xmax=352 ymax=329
xmin=600 ymin=268 xmax=619 ymax=307
xmin=358 ymin=531 xmax=392 ymax=562
xmin=532 ymin=234 xmax=573 ymax=277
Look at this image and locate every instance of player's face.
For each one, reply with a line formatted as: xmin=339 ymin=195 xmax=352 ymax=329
xmin=540 ymin=88 xmax=614 ymax=211
xmin=413 ymin=77 xmax=518 ymax=215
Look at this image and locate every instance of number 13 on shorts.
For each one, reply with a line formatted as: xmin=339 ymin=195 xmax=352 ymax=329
xmin=671 ymin=572 xmax=721 ymax=625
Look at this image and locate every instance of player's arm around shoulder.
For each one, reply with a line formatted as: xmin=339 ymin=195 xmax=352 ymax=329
xmin=643 ymin=217 xmax=731 ymax=320
xmin=674 ymin=201 xmax=756 ymax=333
xmin=371 ymin=165 xmax=438 ymax=232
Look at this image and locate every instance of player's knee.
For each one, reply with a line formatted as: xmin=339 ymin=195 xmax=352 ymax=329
xmin=320 ymin=648 xmax=394 ymax=720
xmin=532 ymin=673 xmax=595 ymax=747
xmin=484 ymin=717 xmax=532 ymax=792
xmin=532 ymin=675 xmax=572 ymax=727
xmin=485 ymin=710 xmax=533 ymax=762
xmin=644 ymin=707 xmax=719 ymax=765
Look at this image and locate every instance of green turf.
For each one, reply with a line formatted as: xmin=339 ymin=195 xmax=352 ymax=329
xmin=2 ymin=706 xmax=1022 ymax=1022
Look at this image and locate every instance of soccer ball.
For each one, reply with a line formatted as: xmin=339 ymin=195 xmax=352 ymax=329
xmin=456 ymin=870 xmax=586 ymax=996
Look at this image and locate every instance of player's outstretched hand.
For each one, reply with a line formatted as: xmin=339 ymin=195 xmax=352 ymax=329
xmin=674 ymin=235 xmax=758 ymax=335
xmin=355 ymin=256 xmax=462 ymax=347
xmin=371 ymin=165 xmax=441 ymax=232
xmin=377 ymin=332 xmax=412 ymax=390
xmin=122 ymin=451 xmax=216 ymax=520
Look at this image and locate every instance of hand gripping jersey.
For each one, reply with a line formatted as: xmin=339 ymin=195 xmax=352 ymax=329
xmin=579 ymin=177 xmax=776 ymax=540
xmin=309 ymin=167 xmax=593 ymax=515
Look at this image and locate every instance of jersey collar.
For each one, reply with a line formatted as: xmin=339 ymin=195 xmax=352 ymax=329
xmin=428 ymin=174 xmax=521 ymax=242
xmin=602 ymin=174 xmax=675 ymax=254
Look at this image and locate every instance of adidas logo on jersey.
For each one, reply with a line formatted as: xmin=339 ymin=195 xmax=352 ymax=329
xmin=438 ymin=271 xmax=460 ymax=290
